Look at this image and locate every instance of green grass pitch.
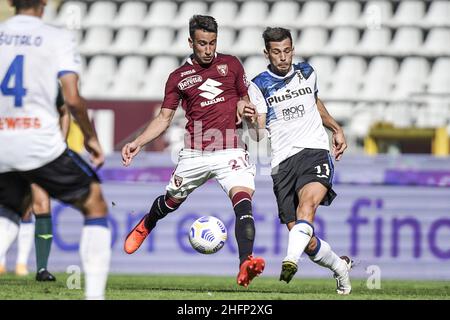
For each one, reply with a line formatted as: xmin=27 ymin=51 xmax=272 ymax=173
xmin=0 ymin=274 xmax=449 ymax=300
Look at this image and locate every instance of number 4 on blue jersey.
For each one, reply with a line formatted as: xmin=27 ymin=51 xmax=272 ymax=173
xmin=1 ymin=55 xmax=27 ymax=107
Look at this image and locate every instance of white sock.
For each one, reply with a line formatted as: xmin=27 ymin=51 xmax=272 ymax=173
xmin=16 ymin=222 xmax=35 ymax=265
xmin=284 ymin=221 xmax=314 ymax=264
xmin=308 ymin=237 xmax=347 ymax=275
xmin=0 ymin=217 xmax=20 ymax=266
xmin=80 ymin=225 xmax=111 ymax=300
xmin=0 ymin=253 xmax=5 ymax=266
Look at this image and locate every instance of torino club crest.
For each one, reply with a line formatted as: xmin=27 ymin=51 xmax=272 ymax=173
xmin=216 ymin=64 xmax=228 ymax=77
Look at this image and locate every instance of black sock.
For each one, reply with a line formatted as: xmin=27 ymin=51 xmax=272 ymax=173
xmin=144 ymin=195 xmax=180 ymax=230
xmin=233 ymin=195 xmax=255 ymax=266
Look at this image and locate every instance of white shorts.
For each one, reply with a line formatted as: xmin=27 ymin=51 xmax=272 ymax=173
xmin=166 ymin=148 xmax=256 ymax=199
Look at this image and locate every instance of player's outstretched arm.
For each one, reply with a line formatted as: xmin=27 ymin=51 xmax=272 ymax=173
xmin=316 ymin=98 xmax=347 ymax=161
xmin=122 ymin=107 xmax=176 ymax=167
xmin=59 ymin=73 xmax=105 ymax=168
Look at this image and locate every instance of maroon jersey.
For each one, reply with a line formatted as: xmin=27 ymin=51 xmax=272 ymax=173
xmin=162 ymin=53 xmax=249 ymax=151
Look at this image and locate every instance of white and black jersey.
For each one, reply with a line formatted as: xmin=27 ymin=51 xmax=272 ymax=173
xmin=249 ymin=62 xmax=329 ymax=169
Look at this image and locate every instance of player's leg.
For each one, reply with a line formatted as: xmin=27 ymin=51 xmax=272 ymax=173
xmin=71 ymin=181 xmax=111 ymax=300
xmin=15 ymin=208 xmax=34 ymax=277
xmin=304 ymin=236 xmax=352 ymax=294
xmin=29 ymin=184 xmax=55 ymax=281
xmin=214 ymin=149 xmax=265 ymax=287
xmin=27 ymin=149 xmax=111 ymax=299
xmin=280 ymin=182 xmax=327 ymax=283
xmin=124 ymin=149 xmax=210 ymax=254
xmin=0 ymin=173 xmax=32 ymax=275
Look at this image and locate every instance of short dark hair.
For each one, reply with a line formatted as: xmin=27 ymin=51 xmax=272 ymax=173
xmin=262 ymin=27 xmax=293 ymax=50
xmin=12 ymin=0 xmax=42 ymax=10
xmin=189 ymin=15 xmax=218 ymax=39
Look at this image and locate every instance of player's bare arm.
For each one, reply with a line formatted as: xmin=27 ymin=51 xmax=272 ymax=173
xmin=58 ymin=104 xmax=71 ymax=140
xmin=59 ymin=73 xmax=104 ymax=168
xmin=316 ymin=98 xmax=347 ymax=161
xmin=122 ymin=107 xmax=176 ymax=166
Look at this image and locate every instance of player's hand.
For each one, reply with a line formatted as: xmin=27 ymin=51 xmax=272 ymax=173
xmin=122 ymin=141 xmax=141 ymax=167
xmin=237 ymin=100 xmax=257 ymax=124
xmin=332 ymin=129 xmax=347 ymax=161
xmin=85 ymin=137 xmax=105 ymax=169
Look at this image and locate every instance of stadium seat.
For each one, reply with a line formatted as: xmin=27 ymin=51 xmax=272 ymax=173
xmin=138 ymin=27 xmax=175 ymax=55
xmin=360 ymin=57 xmax=398 ymax=100
xmin=140 ymin=1 xmax=178 ymax=28
xmin=216 ymin=27 xmax=236 ymax=55
xmin=355 ymin=28 xmax=391 ymax=56
xmin=422 ymin=28 xmax=450 ymax=57
xmin=388 ymin=27 xmax=423 ymax=56
xmin=244 ymin=56 xmax=267 ymax=80
xmin=139 ymin=56 xmax=180 ymax=99
xmin=234 ymin=1 xmax=269 ymax=28
xmin=322 ymin=27 xmax=360 ymax=55
xmin=83 ymin=1 xmax=117 ymax=28
xmin=171 ymin=27 xmax=192 ymax=57
xmin=391 ymin=57 xmax=429 ymax=100
xmin=328 ymin=56 xmax=366 ymax=100
xmin=307 ymin=56 xmax=336 ymax=92
xmin=383 ymin=103 xmax=414 ymax=128
xmin=209 ymin=2 xmax=238 ymax=28
xmin=428 ymin=58 xmax=450 ymax=94
xmin=115 ymin=1 xmax=147 ymax=28
xmin=81 ymin=55 xmax=117 ymax=98
xmin=360 ymin=0 xmax=393 ymax=28
xmin=295 ymin=1 xmax=330 ymax=28
xmin=109 ymin=56 xmax=148 ymax=98
xmin=327 ymin=0 xmax=361 ymax=27
xmin=421 ymin=0 xmax=450 ymax=27
xmin=42 ymin=0 xmax=58 ymax=24
xmin=79 ymin=27 xmax=113 ymax=56
xmin=389 ymin=0 xmax=425 ymax=27
xmin=172 ymin=1 xmax=208 ymax=29
xmin=265 ymin=1 xmax=300 ymax=28
xmin=53 ymin=1 xmax=86 ymax=28
xmin=107 ymin=27 xmax=144 ymax=55
xmin=230 ymin=27 xmax=265 ymax=56
xmin=294 ymin=27 xmax=329 ymax=57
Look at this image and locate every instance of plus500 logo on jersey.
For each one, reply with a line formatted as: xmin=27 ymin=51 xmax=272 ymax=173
xmin=178 ymin=75 xmax=203 ymax=90
xmin=266 ymin=87 xmax=313 ymax=106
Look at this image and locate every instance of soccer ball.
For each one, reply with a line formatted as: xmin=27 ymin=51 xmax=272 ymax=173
xmin=189 ymin=216 xmax=227 ymax=254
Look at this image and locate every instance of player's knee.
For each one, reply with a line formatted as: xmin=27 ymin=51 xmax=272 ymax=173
xmin=305 ymin=236 xmax=318 ymax=255
xmin=297 ymin=201 xmax=319 ymax=220
xmin=78 ymin=184 xmax=108 ymax=217
xmin=32 ymin=198 xmax=50 ymax=214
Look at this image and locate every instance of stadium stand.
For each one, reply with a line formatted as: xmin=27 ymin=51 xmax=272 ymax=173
xmin=9 ymin=0 xmax=447 ymax=154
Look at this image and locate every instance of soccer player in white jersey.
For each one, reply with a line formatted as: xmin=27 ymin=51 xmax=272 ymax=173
xmin=246 ymin=27 xmax=352 ymax=294
xmin=0 ymin=87 xmax=68 ymax=281
xmin=0 ymin=0 xmax=111 ymax=299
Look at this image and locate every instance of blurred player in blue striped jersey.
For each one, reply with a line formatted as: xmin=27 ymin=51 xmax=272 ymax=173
xmin=0 ymin=0 xmax=110 ymax=299
xmin=246 ymin=27 xmax=352 ymax=294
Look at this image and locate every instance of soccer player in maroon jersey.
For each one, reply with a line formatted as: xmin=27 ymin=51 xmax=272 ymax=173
xmin=122 ymin=15 xmax=265 ymax=287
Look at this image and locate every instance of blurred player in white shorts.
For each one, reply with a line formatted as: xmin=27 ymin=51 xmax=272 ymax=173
xmin=123 ymin=15 xmax=265 ymax=288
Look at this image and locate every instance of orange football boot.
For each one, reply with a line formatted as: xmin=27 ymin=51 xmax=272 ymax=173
xmin=124 ymin=215 xmax=151 ymax=254
xmin=237 ymin=255 xmax=265 ymax=287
